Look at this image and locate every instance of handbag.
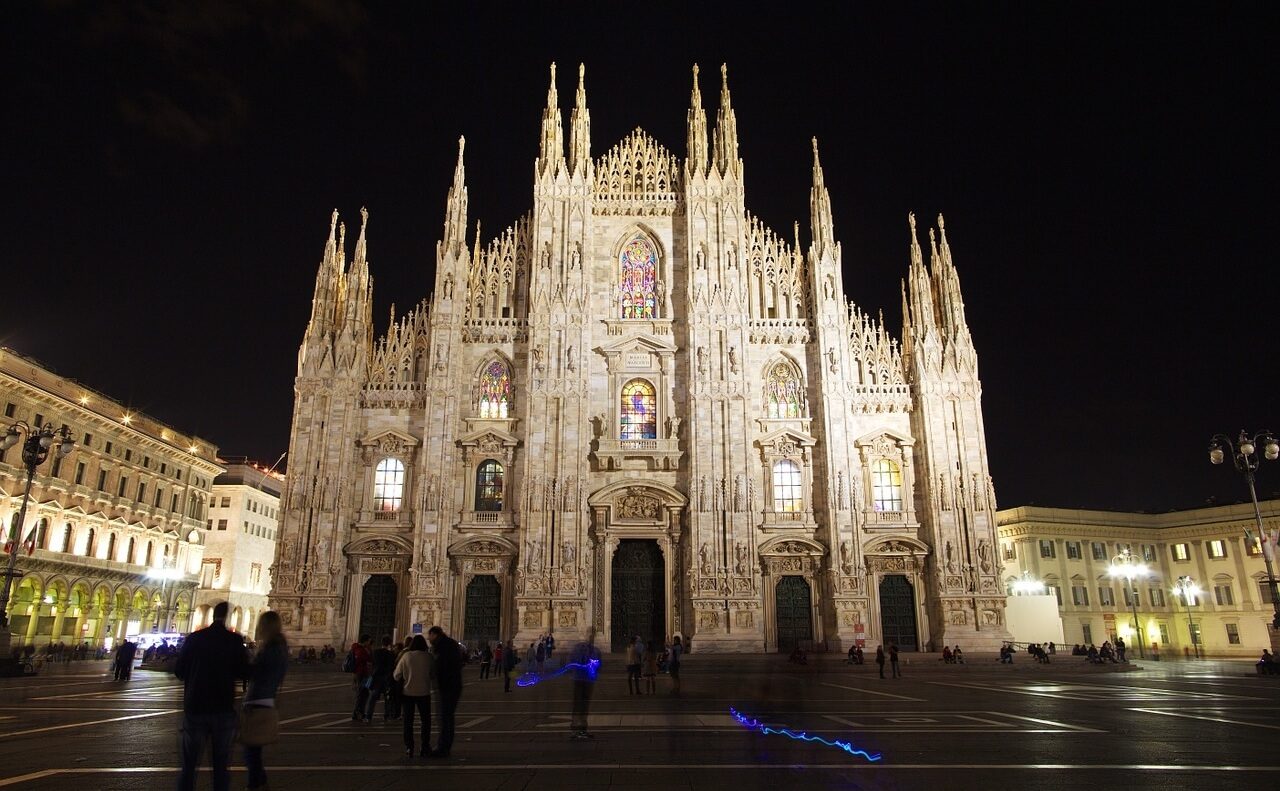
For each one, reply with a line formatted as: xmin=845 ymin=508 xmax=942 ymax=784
xmin=239 ymin=704 xmax=279 ymax=746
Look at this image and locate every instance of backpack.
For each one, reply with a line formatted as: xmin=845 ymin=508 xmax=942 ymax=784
xmin=342 ymin=649 xmax=356 ymax=673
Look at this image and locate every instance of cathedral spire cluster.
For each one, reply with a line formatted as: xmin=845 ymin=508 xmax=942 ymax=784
xmin=539 ymin=62 xmax=565 ymax=175
xmin=686 ymin=64 xmax=709 ymax=177
xmin=711 ymin=63 xmax=741 ymax=178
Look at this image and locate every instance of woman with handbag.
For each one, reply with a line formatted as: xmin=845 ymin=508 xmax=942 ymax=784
xmin=242 ymin=611 xmax=288 ymax=790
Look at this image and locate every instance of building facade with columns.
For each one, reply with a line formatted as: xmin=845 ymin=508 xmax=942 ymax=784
xmin=193 ymin=462 xmax=282 ymax=635
xmin=997 ymin=502 xmax=1280 ymax=657
xmin=0 ymin=347 xmax=220 ymax=649
xmin=271 ymin=64 xmax=1008 ymax=653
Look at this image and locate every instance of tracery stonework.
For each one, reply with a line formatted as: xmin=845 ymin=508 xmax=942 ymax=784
xmin=271 ymin=63 xmax=1009 ymax=654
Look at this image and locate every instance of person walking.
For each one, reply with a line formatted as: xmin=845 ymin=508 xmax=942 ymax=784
xmin=875 ymin=645 xmax=886 ymax=679
xmin=642 ymin=640 xmax=659 ymax=694
xmin=364 ymin=636 xmax=396 ymax=722
xmin=393 ymin=635 xmax=436 ymax=756
xmin=502 ymin=637 xmax=520 ymax=692
xmin=492 ymin=642 xmax=504 ymax=680
xmin=427 ymin=626 xmax=463 ymax=759
xmin=479 ymin=642 xmax=492 ymax=680
xmin=525 ymin=642 xmax=537 ymax=675
xmin=350 ymin=635 xmax=373 ymax=721
xmin=625 ymin=635 xmax=642 ymax=695
xmin=174 ymin=601 xmax=249 ymax=791
xmin=242 ymin=612 xmax=288 ymax=791
xmin=385 ymin=640 xmax=405 ymax=721
xmin=535 ymin=639 xmax=547 ymax=673
xmin=667 ymin=635 xmax=683 ymax=694
xmin=1116 ymin=637 xmax=1127 ymax=664
xmin=890 ymin=644 xmax=901 ymax=678
xmin=569 ymin=628 xmax=602 ymax=740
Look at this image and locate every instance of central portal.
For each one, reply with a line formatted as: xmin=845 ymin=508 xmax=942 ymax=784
xmin=358 ymin=575 xmax=397 ymax=641
xmin=463 ymin=575 xmax=501 ymax=646
xmin=879 ymin=574 xmax=918 ymax=651
xmin=610 ymin=539 xmax=664 ymax=652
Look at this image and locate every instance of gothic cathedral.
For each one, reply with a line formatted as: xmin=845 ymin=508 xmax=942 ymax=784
xmin=270 ymin=64 xmax=1010 ymax=653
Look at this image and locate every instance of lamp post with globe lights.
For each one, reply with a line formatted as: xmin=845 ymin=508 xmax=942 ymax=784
xmin=1108 ymin=547 xmax=1149 ymax=659
xmin=1208 ymin=430 xmax=1280 ymax=648
xmin=1172 ymin=575 xmax=1202 ymax=659
xmin=0 ymin=422 xmax=76 ymax=653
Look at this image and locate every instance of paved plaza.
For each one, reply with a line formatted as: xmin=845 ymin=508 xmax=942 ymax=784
xmin=0 ymin=652 xmax=1277 ymax=789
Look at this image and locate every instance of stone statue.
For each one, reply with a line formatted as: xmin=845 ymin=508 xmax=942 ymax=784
xmin=728 ymin=346 xmax=739 ymax=374
xmin=421 ymin=539 xmax=436 ymax=570
xmin=532 ymin=347 xmax=545 ymax=374
xmin=699 ymin=542 xmax=712 ymax=575
xmin=839 ymin=539 xmax=854 ymax=574
xmin=561 ymin=540 xmax=575 ymax=567
xmin=697 ymin=346 xmax=708 ymax=375
xmin=594 ymin=412 xmax=609 ymax=439
xmin=666 ymin=415 xmax=681 ymax=439
xmin=945 ymin=540 xmax=956 ymax=574
xmin=570 ymin=243 xmax=581 ymax=270
xmin=977 ymin=539 xmax=992 ymax=572
xmin=526 ymin=538 xmax=543 ymax=572
xmin=443 ymin=273 xmax=455 ymax=299
xmin=733 ymin=541 xmax=748 ymax=575
xmin=565 ymin=346 xmax=576 ymax=373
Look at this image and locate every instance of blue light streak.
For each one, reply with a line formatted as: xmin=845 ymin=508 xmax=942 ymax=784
xmin=516 ymin=658 xmax=601 ymax=687
xmin=729 ymin=707 xmax=883 ymax=762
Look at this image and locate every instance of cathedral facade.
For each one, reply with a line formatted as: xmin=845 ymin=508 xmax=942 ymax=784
xmin=270 ymin=64 xmax=1010 ymax=653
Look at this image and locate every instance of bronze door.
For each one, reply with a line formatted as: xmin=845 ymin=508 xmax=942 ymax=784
xmin=774 ymin=575 xmax=813 ymax=652
xmin=358 ymin=575 xmax=398 ymax=641
xmin=463 ymin=575 xmax=501 ymax=646
xmin=610 ymin=539 xmax=664 ymax=652
xmin=878 ymin=574 xmax=918 ymax=650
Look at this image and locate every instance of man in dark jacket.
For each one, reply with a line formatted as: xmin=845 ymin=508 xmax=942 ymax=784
xmin=364 ymin=635 xmax=396 ymax=722
xmin=502 ymin=635 xmax=520 ymax=693
xmin=427 ymin=626 xmax=463 ymax=758
xmin=174 ymin=601 xmax=249 ymax=791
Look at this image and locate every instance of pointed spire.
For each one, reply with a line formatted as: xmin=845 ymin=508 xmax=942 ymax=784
xmin=442 ymin=136 xmax=468 ymax=255
xmin=809 ymin=137 xmax=835 ymax=256
xmin=686 ymin=63 xmax=708 ymax=177
xmin=472 ymin=220 xmax=482 ymax=268
xmin=568 ymin=63 xmax=591 ymax=177
xmin=309 ymin=209 xmax=343 ymax=332
xmin=352 ymin=206 xmax=369 ymax=268
xmin=932 ymin=213 xmax=969 ymax=337
xmin=907 ymin=212 xmax=938 ymax=339
xmin=539 ymin=62 xmax=565 ymax=175
xmin=711 ymin=63 xmax=740 ymax=177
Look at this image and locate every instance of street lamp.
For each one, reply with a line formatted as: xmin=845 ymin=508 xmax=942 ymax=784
xmin=1208 ymin=430 xmax=1280 ymax=642
xmin=1010 ymin=570 xmax=1046 ymax=596
xmin=1108 ymin=547 xmax=1150 ymax=660
xmin=1172 ymin=575 xmax=1202 ymax=659
xmin=0 ymin=422 xmax=76 ymax=648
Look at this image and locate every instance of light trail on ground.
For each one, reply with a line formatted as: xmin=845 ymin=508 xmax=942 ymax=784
xmin=729 ymin=707 xmax=883 ymax=762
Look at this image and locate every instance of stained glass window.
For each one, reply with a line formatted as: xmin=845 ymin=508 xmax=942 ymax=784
xmin=620 ymin=379 xmax=657 ymax=440
xmin=619 ymin=236 xmax=658 ymax=319
xmin=374 ymin=458 xmax=405 ymax=512
xmin=872 ymin=459 xmax=903 ymax=512
xmin=772 ymin=460 xmax=803 ymax=512
xmin=765 ymin=363 xmax=804 ymax=418
xmin=478 ymin=360 xmax=512 ymax=418
xmin=475 ymin=460 xmax=504 ymax=511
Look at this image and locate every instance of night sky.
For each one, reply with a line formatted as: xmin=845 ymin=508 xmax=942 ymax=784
xmin=6 ymin=2 xmax=1278 ymax=512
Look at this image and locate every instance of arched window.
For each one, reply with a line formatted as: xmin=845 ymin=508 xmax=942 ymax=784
xmin=620 ymin=379 xmax=657 ymax=440
xmin=474 ymin=460 xmax=505 ymax=512
xmin=872 ymin=459 xmax=903 ymax=512
xmin=374 ymin=458 xmax=406 ymax=512
xmin=478 ymin=360 xmax=512 ymax=418
xmin=106 ymin=533 xmax=117 ymax=561
xmin=60 ymin=523 xmax=72 ymax=553
xmin=127 ymin=537 xmax=136 ymax=564
xmin=772 ymin=460 xmax=803 ymax=512
xmin=619 ymin=235 xmax=658 ymax=319
xmin=35 ymin=518 xmax=48 ymax=549
xmin=145 ymin=541 xmax=154 ymax=566
xmin=84 ymin=527 xmax=95 ymax=557
xmin=765 ymin=363 xmax=804 ymax=418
